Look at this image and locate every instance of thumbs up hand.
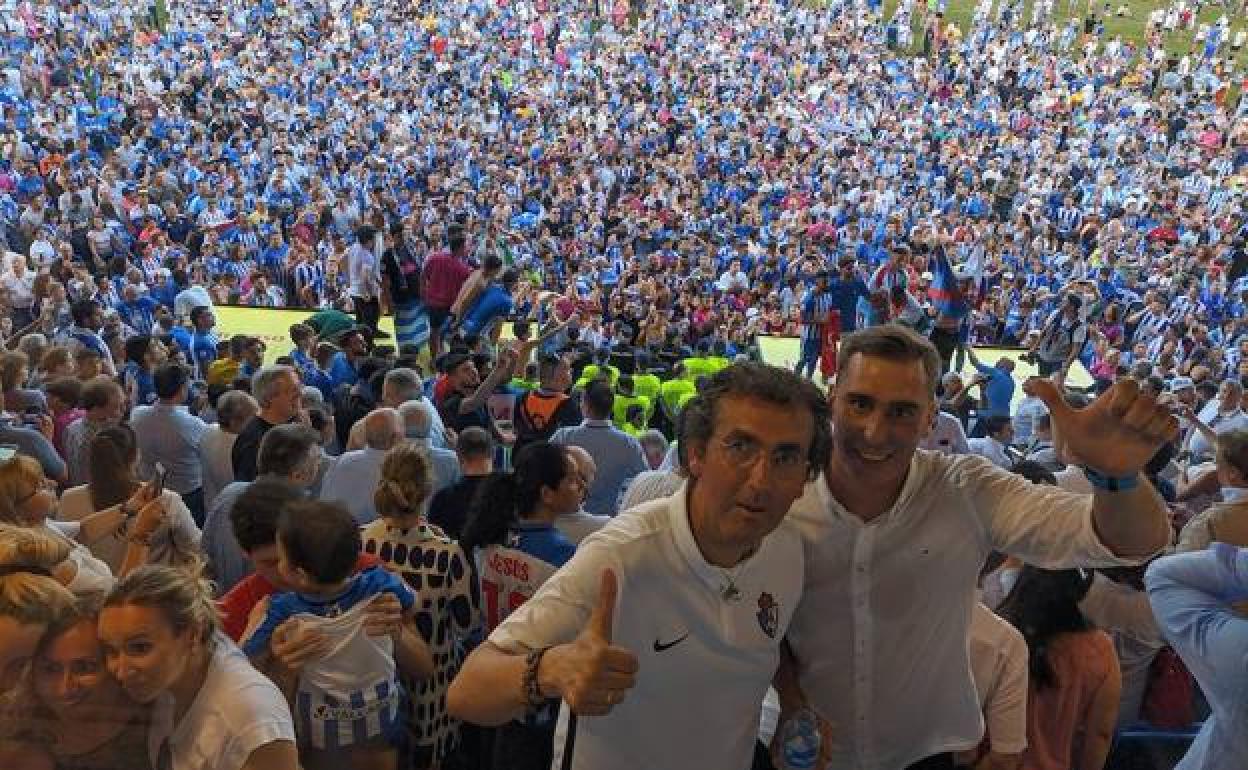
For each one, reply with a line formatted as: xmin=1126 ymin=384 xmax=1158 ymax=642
xmin=1028 ymin=377 xmax=1179 ymax=478
xmin=541 ymin=570 xmax=639 ymax=716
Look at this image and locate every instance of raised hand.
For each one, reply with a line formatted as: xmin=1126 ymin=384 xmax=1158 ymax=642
xmin=544 ymin=570 xmax=639 ymax=716
xmin=270 ymin=616 xmax=332 ymax=672
xmin=125 ymin=480 xmax=159 ymax=512
xmin=131 ymin=496 xmax=168 ymax=539
xmin=362 ymin=593 xmax=404 ymax=639
xmin=1029 ymin=377 xmax=1179 ymax=478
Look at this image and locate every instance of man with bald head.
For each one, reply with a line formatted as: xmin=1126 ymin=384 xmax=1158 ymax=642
xmin=319 ymin=407 xmax=404 ymax=524
xmin=398 ymin=398 xmax=461 ymax=493
xmin=554 ymin=445 xmax=612 ymax=543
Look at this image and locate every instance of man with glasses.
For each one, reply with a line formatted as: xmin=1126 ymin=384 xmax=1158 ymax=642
xmin=449 ymin=363 xmax=831 ymax=770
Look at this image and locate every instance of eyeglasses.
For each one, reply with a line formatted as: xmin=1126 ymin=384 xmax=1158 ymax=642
xmin=717 ymin=436 xmax=808 ymax=478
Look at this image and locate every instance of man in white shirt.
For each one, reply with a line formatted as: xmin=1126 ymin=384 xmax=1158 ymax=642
xmin=918 ymin=411 xmax=970 ymax=455
xmin=777 ymin=324 xmax=1175 ymax=770
xmin=1185 ymin=380 xmax=1248 ymax=464
xmin=717 ymin=259 xmax=750 ymax=293
xmin=1012 ymin=377 xmax=1049 ymax=444
xmin=347 ymin=225 xmax=382 ymax=335
xmin=968 ymin=416 xmax=1017 ymax=469
xmin=0 ymin=254 xmax=36 ymax=329
xmin=173 ymin=266 xmax=213 ymax=320
xmin=964 ymin=603 xmax=1028 ymax=768
xmin=448 ymin=363 xmax=831 ymax=770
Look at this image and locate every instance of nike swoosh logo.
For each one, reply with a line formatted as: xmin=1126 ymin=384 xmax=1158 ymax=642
xmin=653 ymin=633 xmax=689 ymax=652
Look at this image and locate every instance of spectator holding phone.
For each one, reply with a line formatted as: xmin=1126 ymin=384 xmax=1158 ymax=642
xmin=58 ymin=425 xmax=201 ymax=573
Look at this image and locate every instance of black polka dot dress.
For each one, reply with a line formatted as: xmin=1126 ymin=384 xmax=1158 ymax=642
xmin=362 ymin=520 xmax=480 ymax=768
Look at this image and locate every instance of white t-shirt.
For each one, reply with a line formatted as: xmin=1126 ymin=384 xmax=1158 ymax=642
xmin=147 ymin=634 xmax=294 ymax=770
xmin=57 ymin=488 xmax=201 ymax=574
xmin=491 ymin=483 xmax=803 ymax=770
xmin=1 ymin=269 xmax=36 ymax=309
xmin=968 ymin=603 xmax=1029 ymax=755
xmin=197 ymin=426 xmax=239 ymax=512
xmin=44 ymin=520 xmax=114 ymax=596
xmin=174 ymin=285 xmax=214 ymax=319
xmin=969 ymin=436 xmax=1014 ymax=469
xmin=919 ymin=412 xmax=970 ymax=455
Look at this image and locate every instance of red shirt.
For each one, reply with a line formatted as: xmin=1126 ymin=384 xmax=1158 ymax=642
xmin=422 ymin=250 xmax=473 ymax=309
xmin=219 ymin=553 xmax=380 ymax=641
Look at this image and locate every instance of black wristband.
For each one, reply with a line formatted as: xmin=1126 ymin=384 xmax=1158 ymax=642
xmin=523 ymin=646 xmax=551 ymax=712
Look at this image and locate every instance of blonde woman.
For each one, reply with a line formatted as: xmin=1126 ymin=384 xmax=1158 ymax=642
xmin=31 ymin=594 xmax=151 ymax=770
xmin=98 ymin=565 xmax=298 ymax=770
xmin=363 ymin=444 xmax=479 ymax=768
xmin=0 ymin=524 xmax=77 ymax=770
xmin=0 ymin=454 xmax=165 ymax=594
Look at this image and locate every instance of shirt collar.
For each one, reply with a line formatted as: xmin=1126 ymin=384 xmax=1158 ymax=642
xmin=814 ymin=453 xmax=925 ymax=528
xmin=668 ymin=479 xmax=730 ymax=593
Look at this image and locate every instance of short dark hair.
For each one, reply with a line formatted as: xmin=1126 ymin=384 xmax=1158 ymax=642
xmin=457 ymin=426 xmax=494 ymax=458
xmin=278 ymin=500 xmax=361 ymax=584
xmin=80 ymin=376 xmax=121 ymax=410
xmin=190 ymin=306 xmax=213 ymax=326
xmin=229 ymin=477 xmax=303 ymax=552
xmin=1011 ymin=460 xmax=1057 ymax=486
xmin=257 ymin=424 xmax=320 ymax=476
xmin=70 ymin=299 xmax=100 ymax=327
xmin=44 ymin=377 xmax=82 ymax=407
xmin=583 ymin=380 xmax=615 ymax=419
xmin=153 ymin=363 xmax=191 ymax=400
xmin=124 ymin=335 xmax=154 ymax=365
xmin=537 ymin=353 xmax=564 ymax=383
xmin=982 ymin=415 xmax=1013 ymax=438
xmin=678 ymin=362 xmax=831 ymax=481
xmin=837 ymin=324 xmax=942 ymax=395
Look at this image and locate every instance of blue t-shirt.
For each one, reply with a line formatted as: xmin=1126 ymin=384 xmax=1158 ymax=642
xmin=191 ymin=331 xmax=219 ymax=377
xmin=972 ymin=360 xmax=1016 ymax=418
xmin=826 ymin=277 xmax=871 ymax=332
xmin=242 ymin=565 xmax=415 ymax=658
xmin=122 ymin=362 xmax=157 ymax=406
xmin=460 ymin=283 xmax=514 ymax=337
xmin=328 ymin=351 xmax=358 ymax=388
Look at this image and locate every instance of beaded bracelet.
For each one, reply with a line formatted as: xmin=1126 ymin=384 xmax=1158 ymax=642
xmin=522 ymin=646 xmax=551 ymax=711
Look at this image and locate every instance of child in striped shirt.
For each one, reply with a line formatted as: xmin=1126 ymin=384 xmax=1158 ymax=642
xmin=243 ymin=500 xmax=416 ymax=770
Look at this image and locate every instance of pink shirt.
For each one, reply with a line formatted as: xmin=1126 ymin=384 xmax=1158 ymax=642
xmin=1023 ymin=630 xmax=1117 ymax=770
xmin=54 ymin=408 xmax=85 ymax=458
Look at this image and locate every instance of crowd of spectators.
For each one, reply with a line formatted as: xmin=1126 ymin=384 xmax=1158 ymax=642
xmin=1 ymin=0 xmax=1248 ymax=769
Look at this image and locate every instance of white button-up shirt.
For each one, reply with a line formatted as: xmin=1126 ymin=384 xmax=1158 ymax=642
xmin=968 ymin=436 xmax=1014 ymax=469
xmin=786 ymin=452 xmax=1140 ymax=770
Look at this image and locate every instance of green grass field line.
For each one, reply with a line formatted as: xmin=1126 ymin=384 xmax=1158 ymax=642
xmin=869 ymin=0 xmax=1248 ymax=70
